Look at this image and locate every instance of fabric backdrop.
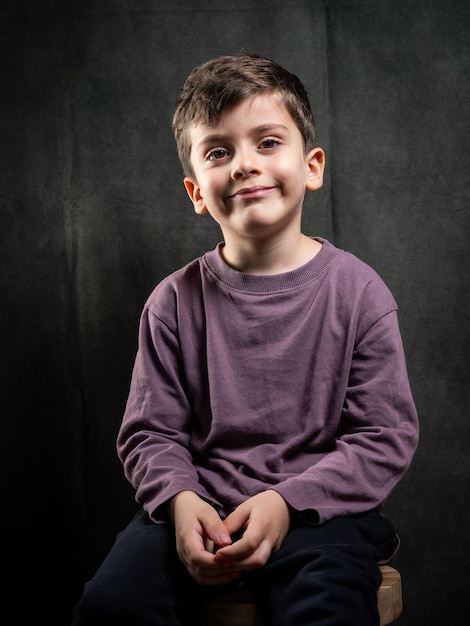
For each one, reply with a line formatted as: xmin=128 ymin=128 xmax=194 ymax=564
xmin=1 ymin=1 xmax=469 ymax=623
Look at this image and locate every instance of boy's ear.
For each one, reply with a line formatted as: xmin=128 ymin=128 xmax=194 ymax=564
xmin=184 ymin=177 xmax=208 ymax=214
xmin=305 ymin=147 xmax=325 ymax=191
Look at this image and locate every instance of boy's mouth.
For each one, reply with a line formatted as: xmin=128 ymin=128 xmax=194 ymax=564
xmin=228 ymin=185 xmax=274 ymax=200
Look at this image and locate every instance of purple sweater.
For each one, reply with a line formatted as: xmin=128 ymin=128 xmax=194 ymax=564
xmin=117 ymin=238 xmax=418 ymax=525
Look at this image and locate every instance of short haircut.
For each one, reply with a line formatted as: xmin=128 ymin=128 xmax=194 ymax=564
xmin=172 ymin=52 xmax=317 ymax=177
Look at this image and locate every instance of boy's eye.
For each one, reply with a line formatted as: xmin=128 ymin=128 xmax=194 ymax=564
xmin=260 ymin=138 xmax=279 ymax=150
xmin=207 ymin=148 xmax=229 ymax=161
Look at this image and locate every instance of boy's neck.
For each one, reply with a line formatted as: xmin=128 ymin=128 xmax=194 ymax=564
xmin=219 ymin=233 xmax=322 ymax=275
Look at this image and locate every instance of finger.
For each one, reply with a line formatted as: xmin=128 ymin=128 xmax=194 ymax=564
xmin=202 ymin=516 xmax=232 ymax=548
xmin=214 ymin=530 xmax=260 ymax=563
xmin=203 ymin=536 xmax=215 ymax=553
xmin=217 ymin=538 xmax=273 ymax=571
xmin=222 ymin=507 xmax=249 ymax=538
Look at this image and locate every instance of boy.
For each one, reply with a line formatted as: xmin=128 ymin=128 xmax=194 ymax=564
xmin=73 ymin=53 xmax=419 ymax=625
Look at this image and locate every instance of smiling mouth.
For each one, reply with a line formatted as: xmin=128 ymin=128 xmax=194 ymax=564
xmin=228 ymin=186 xmax=274 ymax=200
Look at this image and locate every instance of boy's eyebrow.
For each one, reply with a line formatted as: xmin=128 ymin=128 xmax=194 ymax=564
xmin=195 ymin=124 xmax=290 ymax=150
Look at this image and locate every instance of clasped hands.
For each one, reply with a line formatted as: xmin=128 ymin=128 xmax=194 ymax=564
xmin=168 ymin=489 xmax=291 ymax=586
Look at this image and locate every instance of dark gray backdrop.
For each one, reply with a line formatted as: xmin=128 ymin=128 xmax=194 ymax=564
xmin=1 ymin=1 xmax=469 ymax=624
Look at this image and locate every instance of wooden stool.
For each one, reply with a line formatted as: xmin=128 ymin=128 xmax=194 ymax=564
xmin=199 ymin=565 xmax=402 ymax=626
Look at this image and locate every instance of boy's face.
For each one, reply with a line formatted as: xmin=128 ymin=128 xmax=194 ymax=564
xmin=183 ymin=94 xmax=324 ymax=244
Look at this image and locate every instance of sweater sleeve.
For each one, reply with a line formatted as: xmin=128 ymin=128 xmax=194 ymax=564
xmin=273 ymin=292 xmax=419 ymax=524
xmin=116 ymin=301 xmax=215 ymax=522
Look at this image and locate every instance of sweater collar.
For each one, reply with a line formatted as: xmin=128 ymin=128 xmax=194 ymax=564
xmin=203 ymin=238 xmax=338 ymax=294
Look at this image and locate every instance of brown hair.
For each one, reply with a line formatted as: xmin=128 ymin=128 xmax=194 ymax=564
xmin=172 ymin=53 xmax=317 ymax=177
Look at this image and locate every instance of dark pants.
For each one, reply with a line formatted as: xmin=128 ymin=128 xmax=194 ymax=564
xmin=72 ymin=508 xmax=398 ymax=626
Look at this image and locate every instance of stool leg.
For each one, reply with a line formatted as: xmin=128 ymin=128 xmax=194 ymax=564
xmin=378 ymin=566 xmax=403 ymax=625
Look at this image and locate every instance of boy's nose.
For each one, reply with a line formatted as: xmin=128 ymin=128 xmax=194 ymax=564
xmin=231 ymin=149 xmax=261 ymax=179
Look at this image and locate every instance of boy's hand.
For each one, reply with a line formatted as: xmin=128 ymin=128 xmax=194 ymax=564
xmin=214 ymin=490 xmax=291 ymax=570
xmin=168 ymin=490 xmax=243 ymax=585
